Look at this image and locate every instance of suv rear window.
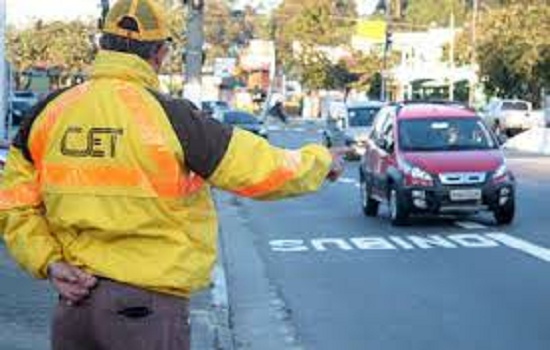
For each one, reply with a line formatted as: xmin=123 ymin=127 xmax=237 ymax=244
xmin=502 ymin=101 xmax=529 ymax=111
xmin=399 ymin=118 xmax=497 ymax=152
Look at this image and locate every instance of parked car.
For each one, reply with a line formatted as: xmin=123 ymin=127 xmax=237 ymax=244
xmin=220 ymin=110 xmax=268 ymax=139
xmin=481 ymin=99 xmax=537 ymax=137
xmin=0 ymin=143 xmax=9 ymax=176
xmin=359 ymin=102 xmax=515 ymax=226
xmin=8 ymin=90 xmax=39 ymax=127
xmin=323 ymin=101 xmax=384 ymax=159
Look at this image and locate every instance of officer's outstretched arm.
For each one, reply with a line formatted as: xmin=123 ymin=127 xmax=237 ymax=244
xmin=0 ymin=147 xmax=62 ymax=278
xmin=208 ymin=128 xmax=332 ymax=200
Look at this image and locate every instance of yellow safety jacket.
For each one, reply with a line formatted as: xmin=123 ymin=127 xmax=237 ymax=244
xmin=0 ymin=50 xmax=331 ymax=297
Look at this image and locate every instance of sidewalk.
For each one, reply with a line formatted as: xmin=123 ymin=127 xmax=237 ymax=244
xmin=504 ymin=127 xmax=550 ymax=155
xmin=190 ymin=246 xmax=234 ymax=350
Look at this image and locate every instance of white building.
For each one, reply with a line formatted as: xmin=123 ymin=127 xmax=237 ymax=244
xmin=352 ymin=26 xmax=478 ymax=102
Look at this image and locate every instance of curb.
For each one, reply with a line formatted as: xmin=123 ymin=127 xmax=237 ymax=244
xmin=190 ymin=197 xmax=234 ymax=350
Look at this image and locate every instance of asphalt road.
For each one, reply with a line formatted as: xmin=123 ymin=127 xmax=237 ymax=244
xmin=225 ymin=123 xmax=550 ymax=350
xmin=2 ymin=122 xmax=550 ymax=350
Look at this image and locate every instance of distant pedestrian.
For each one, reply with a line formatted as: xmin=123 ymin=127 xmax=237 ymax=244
xmin=0 ymin=1 xmax=346 ymax=349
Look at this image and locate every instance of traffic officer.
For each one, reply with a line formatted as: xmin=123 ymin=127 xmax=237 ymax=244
xmin=0 ymin=0 xmax=344 ymax=349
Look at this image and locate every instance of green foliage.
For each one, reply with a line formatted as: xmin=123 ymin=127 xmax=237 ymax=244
xmin=476 ymin=2 xmax=550 ymax=105
xmin=405 ymin=0 xmax=468 ymax=26
xmin=6 ymin=20 xmax=96 ymax=76
xmin=274 ymin=0 xmax=357 ymax=89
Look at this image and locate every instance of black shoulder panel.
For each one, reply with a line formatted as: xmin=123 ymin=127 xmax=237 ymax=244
xmin=148 ymin=91 xmax=233 ymax=179
xmin=12 ymin=88 xmax=71 ymax=163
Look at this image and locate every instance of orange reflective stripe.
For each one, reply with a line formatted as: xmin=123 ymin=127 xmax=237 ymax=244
xmin=116 ymin=84 xmax=204 ymax=197
xmin=42 ymin=163 xmax=151 ymax=189
xmin=0 ymin=182 xmax=41 ymax=210
xmin=42 ymin=162 xmax=205 ymax=196
xmin=232 ymin=150 xmax=302 ymax=198
xmin=30 ymin=84 xmax=90 ymax=168
xmin=233 ymin=167 xmax=295 ymax=198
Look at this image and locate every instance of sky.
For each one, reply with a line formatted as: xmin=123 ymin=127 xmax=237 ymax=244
xmin=6 ymin=0 xmax=379 ymax=26
xmin=6 ymin=0 xmax=100 ymax=25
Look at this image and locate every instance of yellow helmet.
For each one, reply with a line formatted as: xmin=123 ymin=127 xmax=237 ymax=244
xmin=103 ymin=0 xmax=171 ymax=42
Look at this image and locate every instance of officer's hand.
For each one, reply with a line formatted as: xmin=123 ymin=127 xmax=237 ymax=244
xmin=47 ymin=262 xmax=97 ymax=305
xmin=326 ymin=147 xmax=350 ymax=182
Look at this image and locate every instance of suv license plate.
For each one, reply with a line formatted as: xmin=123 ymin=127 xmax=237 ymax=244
xmin=450 ymin=189 xmax=482 ymax=201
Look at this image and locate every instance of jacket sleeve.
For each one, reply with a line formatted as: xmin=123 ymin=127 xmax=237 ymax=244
xmin=0 ymin=147 xmax=62 ymax=278
xmin=151 ymin=93 xmax=332 ymax=200
xmin=0 ymin=90 xmax=67 ymax=279
xmin=209 ymin=128 xmax=332 ymax=200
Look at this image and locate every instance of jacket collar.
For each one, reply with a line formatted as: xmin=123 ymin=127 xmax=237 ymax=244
xmin=91 ymin=50 xmax=160 ymax=90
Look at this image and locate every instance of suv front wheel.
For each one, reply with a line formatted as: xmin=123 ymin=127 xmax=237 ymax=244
xmin=389 ymin=185 xmax=410 ymax=226
xmin=494 ymin=199 xmax=515 ymax=225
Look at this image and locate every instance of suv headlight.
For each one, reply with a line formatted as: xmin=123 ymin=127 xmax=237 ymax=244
xmin=410 ymin=166 xmax=433 ymax=182
xmin=493 ymin=164 xmax=509 ymax=180
xmin=403 ymin=161 xmax=434 ymax=186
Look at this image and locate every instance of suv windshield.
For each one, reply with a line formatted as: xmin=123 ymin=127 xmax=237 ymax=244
xmin=399 ymin=118 xmax=497 ymax=152
xmin=348 ymin=107 xmax=380 ymax=127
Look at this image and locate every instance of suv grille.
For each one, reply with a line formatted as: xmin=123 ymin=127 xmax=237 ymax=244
xmin=438 ymin=172 xmax=486 ymax=185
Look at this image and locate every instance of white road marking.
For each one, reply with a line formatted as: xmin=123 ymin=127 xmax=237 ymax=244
xmin=269 ymin=233 xmax=503 ymax=253
xmin=455 ymin=221 xmax=488 ymax=230
xmin=487 ymin=233 xmax=550 ymax=263
xmin=269 ymin=233 xmax=550 ymax=264
xmin=407 ymin=235 xmax=458 ymax=249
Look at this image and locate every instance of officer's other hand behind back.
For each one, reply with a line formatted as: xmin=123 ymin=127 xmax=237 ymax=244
xmin=48 ymin=262 xmax=98 ymax=305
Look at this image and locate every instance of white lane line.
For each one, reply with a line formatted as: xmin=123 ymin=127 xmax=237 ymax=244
xmin=487 ymin=233 xmax=550 ymax=263
xmin=455 ymin=221 xmax=488 ymax=230
xmin=337 ymin=177 xmax=356 ymax=184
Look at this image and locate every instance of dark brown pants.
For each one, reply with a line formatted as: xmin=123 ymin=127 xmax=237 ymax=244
xmin=52 ymin=279 xmax=190 ymax=350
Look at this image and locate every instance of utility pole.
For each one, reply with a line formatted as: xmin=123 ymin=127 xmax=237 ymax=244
xmin=469 ymin=0 xmax=479 ymax=106
xmin=100 ymin=0 xmax=110 ymax=29
xmin=0 ymin=0 xmax=7 ymax=141
xmin=449 ymin=10 xmax=455 ymax=101
xmin=381 ymin=0 xmax=392 ymax=102
xmin=183 ymin=0 xmax=204 ymax=107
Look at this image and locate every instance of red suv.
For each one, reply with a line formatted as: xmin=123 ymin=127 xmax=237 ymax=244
xmin=359 ymin=102 xmax=515 ymax=226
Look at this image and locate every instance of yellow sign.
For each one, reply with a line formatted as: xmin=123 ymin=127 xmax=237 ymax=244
xmin=355 ymin=20 xmax=387 ymax=42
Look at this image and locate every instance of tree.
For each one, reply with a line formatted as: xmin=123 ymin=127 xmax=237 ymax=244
xmin=474 ymin=2 xmax=550 ymax=105
xmin=6 ymin=20 xmax=97 ymax=88
xmin=405 ymin=0 xmax=469 ymax=26
xmin=274 ymin=0 xmax=357 ymax=89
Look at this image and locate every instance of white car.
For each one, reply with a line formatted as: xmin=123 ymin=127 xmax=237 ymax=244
xmin=482 ymin=99 xmax=538 ymax=137
xmin=323 ymin=101 xmax=384 ymax=159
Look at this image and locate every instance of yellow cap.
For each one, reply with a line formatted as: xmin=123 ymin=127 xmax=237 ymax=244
xmin=103 ymin=0 xmax=171 ymax=42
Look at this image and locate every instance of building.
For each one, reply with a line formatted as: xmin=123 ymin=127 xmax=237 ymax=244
xmin=352 ymin=23 xmax=477 ymax=102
